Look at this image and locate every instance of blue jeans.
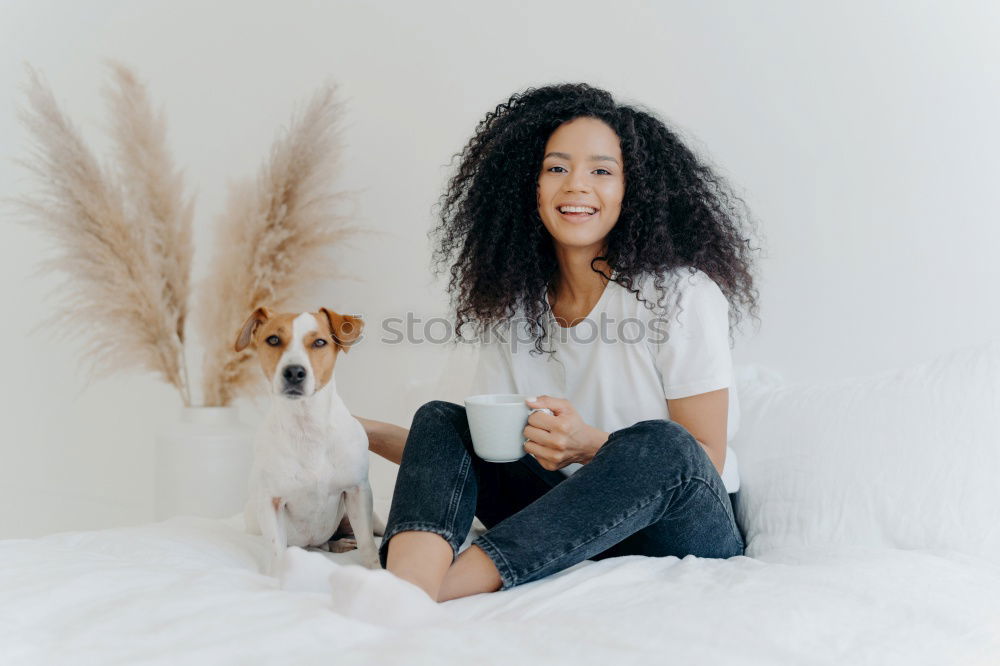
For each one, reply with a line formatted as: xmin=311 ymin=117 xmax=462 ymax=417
xmin=378 ymin=400 xmax=745 ymax=591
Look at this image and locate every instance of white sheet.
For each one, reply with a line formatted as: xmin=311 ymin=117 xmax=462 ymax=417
xmin=1 ymin=514 xmax=998 ymax=665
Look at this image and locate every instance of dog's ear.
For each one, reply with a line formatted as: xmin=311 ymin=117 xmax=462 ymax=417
xmin=320 ymin=308 xmax=364 ymax=353
xmin=234 ymin=306 xmax=272 ymax=352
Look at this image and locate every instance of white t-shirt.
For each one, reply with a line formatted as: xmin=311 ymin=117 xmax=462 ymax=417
xmin=469 ymin=266 xmax=740 ymax=493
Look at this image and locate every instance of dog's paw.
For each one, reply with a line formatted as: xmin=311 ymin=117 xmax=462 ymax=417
xmin=361 ymin=552 xmax=381 ymax=569
xmin=328 ymin=537 xmax=358 ymax=554
xmin=266 ymin=549 xmax=287 ymax=579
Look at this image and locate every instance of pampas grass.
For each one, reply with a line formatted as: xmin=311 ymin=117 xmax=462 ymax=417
xmin=103 ymin=60 xmax=196 ymax=405
xmin=7 ymin=61 xmax=363 ymax=407
xmin=9 ymin=62 xmax=194 ymax=405
xmin=198 ymin=84 xmax=362 ymax=406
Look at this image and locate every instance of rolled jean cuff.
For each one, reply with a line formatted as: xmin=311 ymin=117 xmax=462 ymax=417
xmin=470 ymin=533 xmax=517 ymax=591
xmin=377 ymin=521 xmax=461 ymax=569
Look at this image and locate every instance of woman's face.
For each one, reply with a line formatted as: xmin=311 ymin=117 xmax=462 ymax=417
xmin=537 ymin=116 xmax=625 ymax=254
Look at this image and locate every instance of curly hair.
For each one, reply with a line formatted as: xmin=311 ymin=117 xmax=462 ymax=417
xmin=430 ymin=82 xmax=763 ymax=356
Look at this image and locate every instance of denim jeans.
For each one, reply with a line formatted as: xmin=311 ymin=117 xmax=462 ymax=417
xmin=378 ymin=400 xmax=746 ymax=591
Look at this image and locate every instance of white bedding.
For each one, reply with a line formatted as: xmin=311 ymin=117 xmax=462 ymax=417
xmin=1 ymin=513 xmax=998 ymax=666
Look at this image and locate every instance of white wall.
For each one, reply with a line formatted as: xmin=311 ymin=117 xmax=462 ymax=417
xmin=2 ymin=0 xmax=998 ymax=538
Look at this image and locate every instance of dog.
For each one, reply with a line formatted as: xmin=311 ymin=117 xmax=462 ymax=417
xmin=235 ymin=305 xmax=385 ymax=575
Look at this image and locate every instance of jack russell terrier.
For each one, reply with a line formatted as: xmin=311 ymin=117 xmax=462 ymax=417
xmin=235 ymin=306 xmax=385 ymax=575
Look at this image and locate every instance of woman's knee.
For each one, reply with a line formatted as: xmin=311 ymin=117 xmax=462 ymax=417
xmin=412 ymin=400 xmax=466 ymax=430
xmin=598 ymin=419 xmax=703 ymax=467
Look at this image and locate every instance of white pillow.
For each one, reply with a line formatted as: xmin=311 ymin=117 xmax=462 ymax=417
xmin=732 ymin=337 xmax=1000 ymax=565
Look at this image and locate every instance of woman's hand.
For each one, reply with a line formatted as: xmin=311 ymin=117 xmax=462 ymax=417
xmin=522 ymin=395 xmax=610 ymax=471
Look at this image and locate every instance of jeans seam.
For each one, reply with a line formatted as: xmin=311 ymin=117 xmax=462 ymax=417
xmin=444 ymin=450 xmax=472 ymax=535
xmin=684 ymin=475 xmax=745 ymax=548
xmin=431 ymin=400 xmax=473 ymax=548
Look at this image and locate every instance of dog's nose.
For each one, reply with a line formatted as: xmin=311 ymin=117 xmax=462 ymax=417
xmin=282 ymin=365 xmax=307 ymax=385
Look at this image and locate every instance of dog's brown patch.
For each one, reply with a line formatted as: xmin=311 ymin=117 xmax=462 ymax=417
xmin=319 ymin=308 xmax=365 ymax=353
xmin=309 ymin=309 xmax=365 ymax=391
xmin=258 ymin=316 xmax=296 ymax=382
xmin=234 ymin=306 xmax=271 ymax=352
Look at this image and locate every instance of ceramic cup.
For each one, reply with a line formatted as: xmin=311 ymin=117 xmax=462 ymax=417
xmin=464 ymin=393 xmax=554 ymax=462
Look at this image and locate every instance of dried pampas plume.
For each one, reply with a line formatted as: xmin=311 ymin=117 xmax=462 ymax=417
xmin=198 ymin=84 xmax=363 ymax=406
xmin=8 ymin=62 xmax=194 ymax=405
xmin=103 ymin=61 xmax=196 ymax=381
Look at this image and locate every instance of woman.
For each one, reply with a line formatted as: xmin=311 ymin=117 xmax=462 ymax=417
xmin=358 ymin=82 xmax=760 ymax=603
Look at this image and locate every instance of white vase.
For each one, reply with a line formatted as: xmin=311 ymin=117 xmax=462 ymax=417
xmin=154 ymin=406 xmax=255 ymax=521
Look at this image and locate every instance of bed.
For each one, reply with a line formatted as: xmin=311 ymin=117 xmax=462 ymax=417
xmin=3 ymin=339 xmax=1000 ymax=665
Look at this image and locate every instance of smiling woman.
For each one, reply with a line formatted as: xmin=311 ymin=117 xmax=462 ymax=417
xmin=360 ymin=82 xmax=763 ymax=605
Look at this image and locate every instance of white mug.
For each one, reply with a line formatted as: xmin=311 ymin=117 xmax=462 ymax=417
xmin=464 ymin=393 xmax=553 ymax=462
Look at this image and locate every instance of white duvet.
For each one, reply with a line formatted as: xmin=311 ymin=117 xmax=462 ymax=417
xmin=1 ymin=513 xmax=998 ymax=666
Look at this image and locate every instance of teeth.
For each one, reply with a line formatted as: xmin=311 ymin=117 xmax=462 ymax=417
xmin=558 ymin=206 xmax=597 ymax=214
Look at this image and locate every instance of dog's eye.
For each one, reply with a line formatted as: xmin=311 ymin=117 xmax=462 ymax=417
xmin=266 ymin=335 xmax=281 ymax=346
xmin=313 ymin=338 xmax=328 ymax=348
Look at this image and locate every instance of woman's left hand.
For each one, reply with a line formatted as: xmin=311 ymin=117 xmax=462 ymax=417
xmin=523 ymin=395 xmax=610 ymax=471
